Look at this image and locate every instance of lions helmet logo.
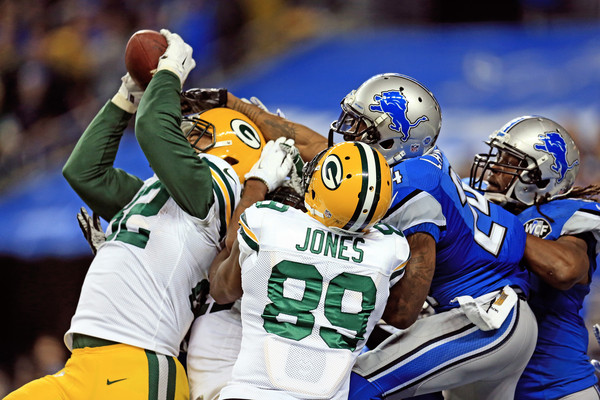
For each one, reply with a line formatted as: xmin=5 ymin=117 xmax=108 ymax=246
xmin=523 ymin=218 xmax=552 ymax=238
xmin=321 ymin=154 xmax=343 ymax=190
xmin=533 ymin=132 xmax=579 ymax=183
xmin=369 ymin=90 xmax=428 ymax=142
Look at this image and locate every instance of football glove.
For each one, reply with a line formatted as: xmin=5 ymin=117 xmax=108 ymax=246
xmin=112 ymin=73 xmax=144 ymax=114
xmin=279 ymin=138 xmax=304 ymax=195
xmin=77 ymin=207 xmax=106 ymax=255
xmin=245 ymin=137 xmax=296 ymax=193
xmin=241 ymin=96 xmax=286 ymax=118
xmin=180 ymin=88 xmax=227 ymax=115
xmin=157 ymin=29 xmax=196 ymax=87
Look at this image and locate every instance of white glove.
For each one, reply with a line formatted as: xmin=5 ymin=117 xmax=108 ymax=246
xmin=157 ymin=29 xmax=196 ymax=87
xmin=76 ymin=207 xmax=106 ymax=255
xmin=241 ymin=96 xmax=286 ymax=118
xmin=245 ymin=137 xmax=296 ymax=192
xmin=111 ymin=73 xmax=144 ymax=114
xmin=279 ymin=138 xmax=304 ymax=195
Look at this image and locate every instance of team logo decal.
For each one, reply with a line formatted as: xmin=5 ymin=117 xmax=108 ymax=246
xmin=369 ymin=90 xmax=428 ymax=142
xmin=523 ymin=218 xmax=552 ymax=238
xmin=533 ymin=132 xmax=579 ymax=183
xmin=231 ymin=119 xmax=261 ymax=149
xmin=321 ymin=154 xmax=343 ymax=190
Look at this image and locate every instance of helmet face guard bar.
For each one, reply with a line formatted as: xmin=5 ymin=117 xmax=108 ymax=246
xmin=328 ymin=105 xmax=380 ymax=147
xmin=182 ymin=116 xmax=217 ymax=153
xmin=469 ymin=137 xmax=541 ymax=194
xmin=301 ymin=147 xmax=328 ymax=195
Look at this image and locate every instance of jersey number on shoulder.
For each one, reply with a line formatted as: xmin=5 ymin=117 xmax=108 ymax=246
xmin=262 ymin=260 xmax=376 ymax=352
xmin=106 ymin=180 xmax=170 ymax=248
xmin=255 ymin=200 xmax=289 ymax=212
xmin=450 ymin=169 xmax=507 ymax=256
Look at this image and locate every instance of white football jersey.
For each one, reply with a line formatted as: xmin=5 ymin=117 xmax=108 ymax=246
xmin=65 ymin=154 xmax=241 ymax=357
xmin=219 ymin=201 xmax=410 ymax=400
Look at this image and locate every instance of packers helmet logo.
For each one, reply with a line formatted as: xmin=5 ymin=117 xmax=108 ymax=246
xmin=231 ymin=119 xmax=261 ymax=149
xmin=321 ymin=154 xmax=343 ymax=190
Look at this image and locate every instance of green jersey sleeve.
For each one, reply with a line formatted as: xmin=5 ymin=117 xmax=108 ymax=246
xmin=62 ymin=100 xmax=144 ymax=221
xmin=135 ymin=70 xmax=214 ymax=219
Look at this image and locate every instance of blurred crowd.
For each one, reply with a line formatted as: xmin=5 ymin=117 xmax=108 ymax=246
xmin=1 ymin=0 xmax=599 ymax=192
xmin=0 ymin=0 xmax=347 ymax=192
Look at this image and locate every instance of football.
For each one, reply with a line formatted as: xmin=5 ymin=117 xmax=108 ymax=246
xmin=124 ymin=29 xmax=168 ymax=89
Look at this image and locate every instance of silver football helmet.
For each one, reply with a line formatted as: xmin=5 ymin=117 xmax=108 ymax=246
xmin=470 ymin=115 xmax=580 ymax=207
xmin=329 ymin=73 xmax=442 ymax=165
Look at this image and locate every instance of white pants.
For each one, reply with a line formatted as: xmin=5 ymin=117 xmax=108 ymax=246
xmin=186 ymin=300 xmax=242 ymax=400
xmin=351 ymin=297 xmax=538 ymax=400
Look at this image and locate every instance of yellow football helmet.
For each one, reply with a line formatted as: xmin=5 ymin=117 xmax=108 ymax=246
xmin=181 ymin=107 xmax=265 ymax=184
xmin=303 ymin=141 xmax=392 ymax=233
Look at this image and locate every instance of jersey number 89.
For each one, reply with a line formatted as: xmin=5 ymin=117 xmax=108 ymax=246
xmin=262 ymin=260 xmax=376 ymax=352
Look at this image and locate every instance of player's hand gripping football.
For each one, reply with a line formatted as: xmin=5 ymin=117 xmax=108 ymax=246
xmin=157 ymin=29 xmax=196 ymax=87
xmin=77 ymin=207 xmax=106 ymax=255
xmin=245 ymin=137 xmax=297 ymax=193
xmin=112 ymin=73 xmax=144 ymax=114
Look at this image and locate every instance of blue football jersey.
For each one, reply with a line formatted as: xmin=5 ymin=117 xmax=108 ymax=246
xmin=516 ymin=198 xmax=600 ymax=399
xmin=384 ymin=147 xmax=529 ymax=311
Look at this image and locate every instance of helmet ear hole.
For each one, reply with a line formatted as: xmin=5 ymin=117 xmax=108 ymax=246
xmin=224 ymin=157 xmax=239 ymax=167
xmin=380 ymin=139 xmax=394 ymax=149
xmin=536 ymin=179 xmax=550 ymax=189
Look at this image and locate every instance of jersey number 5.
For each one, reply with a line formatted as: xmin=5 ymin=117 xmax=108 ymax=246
xmin=262 ymin=260 xmax=376 ymax=352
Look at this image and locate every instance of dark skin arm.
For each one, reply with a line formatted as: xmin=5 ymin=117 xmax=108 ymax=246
xmin=383 ymin=232 xmax=436 ymax=329
xmin=523 ymin=233 xmax=589 ymax=290
xmin=209 ymin=236 xmax=243 ymax=304
xmin=227 ymin=92 xmax=328 ymax=162
xmin=225 ymin=179 xmax=268 ymax=252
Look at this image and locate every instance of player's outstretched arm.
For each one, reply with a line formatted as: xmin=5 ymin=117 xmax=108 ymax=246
xmin=209 ymin=237 xmax=243 ymax=304
xmin=63 ymin=73 xmax=145 ymax=221
xmin=225 ymin=180 xmax=267 ymax=251
xmin=227 ymin=92 xmax=328 ymax=162
xmin=383 ymin=232 xmax=436 ymax=329
xmin=523 ymin=234 xmax=589 ymax=290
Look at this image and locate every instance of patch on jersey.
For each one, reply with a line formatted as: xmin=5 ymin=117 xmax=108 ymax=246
xmin=523 ymin=217 xmax=552 ymax=238
xmin=231 ymin=119 xmax=261 ymax=149
xmin=321 ymin=153 xmax=343 ymax=190
xmin=533 ymin=132 xmax=579 ymax=183
xmin=369 ymin=90 xmax=428 ymax=141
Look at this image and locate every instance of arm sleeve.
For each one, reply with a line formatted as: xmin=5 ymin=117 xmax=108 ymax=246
xmin=385 ymin=189 xmax=445 ymax=242
xmin=62 ymin=100 xmax=144 ymax=221
xmin=135 ymin=70 xmax=214 ymax=219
